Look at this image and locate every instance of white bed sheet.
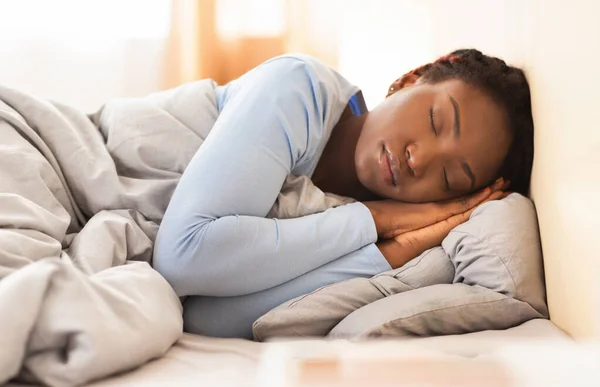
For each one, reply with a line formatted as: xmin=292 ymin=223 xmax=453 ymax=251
xmin=80 ymin=319 xmax=568 ymax=387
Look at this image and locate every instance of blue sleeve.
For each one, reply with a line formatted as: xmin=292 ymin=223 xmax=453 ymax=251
xmin=182 ymin=244 xmax=391 ymax=339
xmin=153 ymin=57 xmax=384 ymax=297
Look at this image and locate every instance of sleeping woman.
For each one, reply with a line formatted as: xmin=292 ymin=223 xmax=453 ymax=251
xmin=153 ymin=49 xmax=534 ymax=339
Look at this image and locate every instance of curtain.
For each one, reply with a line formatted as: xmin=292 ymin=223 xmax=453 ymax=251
xmin=162 ymin=0 xmax=342 ymax=88
xmin=161 ymin=0 xmax=436 ymax=107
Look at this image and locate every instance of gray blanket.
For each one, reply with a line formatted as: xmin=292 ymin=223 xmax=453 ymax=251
xmin=0 ymin=79 xmax=370 ymax=386
xmin=0 ymin=81 xmax=229 ymax=386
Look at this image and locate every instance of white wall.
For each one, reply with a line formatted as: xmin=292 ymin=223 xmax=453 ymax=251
xmin=337 ymin=0 xmax=600 ymax=339
xmin=0 ymin=0 xmax=171 ymax=112
xmin=525 ymin=0 xmax=600 ymax=340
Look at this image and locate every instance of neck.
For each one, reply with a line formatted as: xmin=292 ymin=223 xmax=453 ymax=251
xmin=313 ymin=110 xmax=378 ymax=201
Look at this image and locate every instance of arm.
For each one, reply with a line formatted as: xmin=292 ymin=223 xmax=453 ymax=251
xmin=153 ymin=57 xmax=380 ymax=297
xmin=183 ymin=243 xmax=391 ymax=339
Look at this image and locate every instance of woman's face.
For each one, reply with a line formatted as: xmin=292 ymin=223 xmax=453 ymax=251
xmin=355 ymin=79 xmax=511 ymax=203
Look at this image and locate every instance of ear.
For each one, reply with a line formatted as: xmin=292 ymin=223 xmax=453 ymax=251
xmin=386 ymin=73 xmax=422 ymax=97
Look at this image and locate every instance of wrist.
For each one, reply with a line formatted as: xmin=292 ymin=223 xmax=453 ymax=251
xmin=376 ymin=240 xmax=415 ymax=269
xmin=363 ymin=202 xmax=383 ymax=237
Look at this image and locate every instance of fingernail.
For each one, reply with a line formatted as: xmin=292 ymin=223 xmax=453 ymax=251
xmin=495 ymin=177 xmax=504 ymax=184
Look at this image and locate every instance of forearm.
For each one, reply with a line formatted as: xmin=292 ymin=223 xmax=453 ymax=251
xmin=153 ymin=56 xmax=364 ymax=297
xmin=376 ymin=239 xmax=421 ymax=269
xmin=154 ymin=201 xmax=379 ymax=297
xmin=182 ymin=242 xmax=391 ymax=339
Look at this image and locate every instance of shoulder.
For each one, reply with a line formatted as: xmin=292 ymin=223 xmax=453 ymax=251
xmin=259 ymin=54 xmax=334 ymax=77
xmin=243 ymin=55 xmax=330 ymax=90
xmin=239 ymin=54 xmax=358 ymax=100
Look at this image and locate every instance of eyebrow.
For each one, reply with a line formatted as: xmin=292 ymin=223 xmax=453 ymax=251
xmin=448 ymin=94 xmax=461 ymax=139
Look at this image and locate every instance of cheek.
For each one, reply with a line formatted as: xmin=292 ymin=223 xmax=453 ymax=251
xmin=474 ymin=140 xmax=511 ymax=183
xmin=354 ymin=114 xmax=389 ymax=171
xmin=355 ymin=128 xmax=375 ymax=163
xmin=354 ymin=132 xmax=379 ymax=187
xmin=392 ymin=178 xmax=446 ymax=203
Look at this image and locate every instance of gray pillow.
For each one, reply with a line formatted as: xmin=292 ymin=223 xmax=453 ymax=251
xmin=329 ymin=284 xmax=543 ymax=338
xmin=253 ymin=247 xmax=453 ymax=341
xmin=253 ymin=193 xmax=547 ymax=340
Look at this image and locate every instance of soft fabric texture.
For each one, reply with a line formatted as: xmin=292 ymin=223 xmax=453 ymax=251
xmin=154 ymin=54 xmax=387 ymax=300
xmin=253 ymin=247 xmax=453 ymax=340
xmin=154 ymin=55 xmax=392 ymax=339
xmin=36 ymin=319 xmax=563 ymax=387
xmin=0 ymin=51 xmax=545 ymax=383
xmin=0 ymin=54 xmax=387 ymax=384
xmin=329 ymin=284 xmax=543 ymax=338
xmin=253 ymin=193 xmax=548 ymax=340
xmin=0 ymin=82 xmax=199 ymax=385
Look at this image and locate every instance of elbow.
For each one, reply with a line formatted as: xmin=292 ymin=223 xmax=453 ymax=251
xmin=152 ymin=236 xmax=188 ymax=297
xmin=152 ymin=224 xmax=208 ymax=297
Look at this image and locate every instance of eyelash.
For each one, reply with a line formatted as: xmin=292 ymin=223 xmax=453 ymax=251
xmin=443 ymin=168 xmax=450 ymax=192
xmin=429 ymin=107 xmax=437 ymax=135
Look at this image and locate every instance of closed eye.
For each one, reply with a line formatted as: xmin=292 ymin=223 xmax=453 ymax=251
xmin=443 ymin=168 xmax=451 ymax=192
xmin=429 ymin=107 xmax=437 ymax=135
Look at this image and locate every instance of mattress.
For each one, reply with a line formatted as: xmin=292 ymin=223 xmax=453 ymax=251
xmin=80 ymin=319 xmax=568 ymax=386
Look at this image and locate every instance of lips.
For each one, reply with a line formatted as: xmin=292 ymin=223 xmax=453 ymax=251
xmin=380 ymin=143 xmax=400 ymax=187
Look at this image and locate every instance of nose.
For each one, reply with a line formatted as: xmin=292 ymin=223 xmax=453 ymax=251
xmin=405 ymin=143 xmax=436 ymax=178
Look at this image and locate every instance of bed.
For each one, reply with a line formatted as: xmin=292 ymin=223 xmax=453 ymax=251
xmin=86 ymin=319 xmax=568 ymax=386
xmin=1 ymin=1 xmax=598 ymax=386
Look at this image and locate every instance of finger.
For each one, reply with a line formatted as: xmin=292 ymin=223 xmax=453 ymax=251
xmin=436 ymin=206 xmax=476 ymax=234
xmin=492 ymin=192 xmax=511 ymax=201
xmin=393 ymin=205 xmax=478 ymax=256
xmin=488 ymin=190 xmax=505 ymax=201
xmin=458 ymin=186 xmax=493 ymax=208
xmin=499 ymin=191 xmax=511 ymax=200
xmin=438 ymin=190 xmax=508 ymax=238
xmin=434 ymin=177 xmax=509 ymax=223
xmin=447 ymin=177 xmax=504 ymax=206
xmin=435 ymin=188 xmax=489 ymax=222
xmin=486 ymin=190 xmax=509 ymax=202
xmin=489 ymin=177 xmax=505 ymax=192
xmin=446 ymin=206 xmax=476 ymax=228
xmin=471 ymin=177 xmax=506 ymax=202
xmin=475 ymin=190 xmax=509 ymax=208
xmin=414 ymin=207 xmax=476 ymax=246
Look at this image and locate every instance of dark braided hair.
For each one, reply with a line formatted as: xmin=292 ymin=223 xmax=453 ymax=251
xmin=387 ymin=49 xmax=534 ymax=196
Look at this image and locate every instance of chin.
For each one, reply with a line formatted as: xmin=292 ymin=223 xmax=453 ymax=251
xmin=354 ymin=167 xmax=373 ymax=195
xmin=359 ymin=171 xmax=389 ymax=200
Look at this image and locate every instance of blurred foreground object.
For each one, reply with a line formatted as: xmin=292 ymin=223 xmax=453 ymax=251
xmin=257 ymin=336 xmax=599 ymax=386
